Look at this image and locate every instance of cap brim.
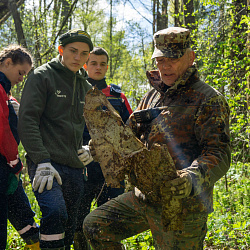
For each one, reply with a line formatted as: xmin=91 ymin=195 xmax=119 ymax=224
xmin=151 ymin=47 xmax=186 ymax=59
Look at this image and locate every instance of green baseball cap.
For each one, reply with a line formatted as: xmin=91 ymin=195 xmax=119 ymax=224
xmin=59 ymin=29 xmax=93 ymax=51
xmin=151 ymin=27 xmax=191 ymax=59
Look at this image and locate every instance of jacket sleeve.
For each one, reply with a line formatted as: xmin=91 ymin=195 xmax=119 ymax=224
xmin=18 ymin=72 xmax=50 ymax=164
xmin=120 ymin=93 xmax=133 ymax=123
xmin=0 ymin=89 xmax=22 ymax=174
xmin=185 ymin=94 xmax=231 ymax=196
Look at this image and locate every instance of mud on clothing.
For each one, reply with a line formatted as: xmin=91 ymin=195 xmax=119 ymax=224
xmin=76 ymin=77 xmax=132 ymax=235
xmin=83 ymin=65 xmax=231 ymax=249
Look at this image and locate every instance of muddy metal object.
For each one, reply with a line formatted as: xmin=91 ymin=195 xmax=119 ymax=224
xmin=83 ymin=87 xmax=183 ymax=231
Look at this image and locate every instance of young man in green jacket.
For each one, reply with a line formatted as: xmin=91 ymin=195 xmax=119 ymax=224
xmin=18 ymin=29 xmax=93 ymax=250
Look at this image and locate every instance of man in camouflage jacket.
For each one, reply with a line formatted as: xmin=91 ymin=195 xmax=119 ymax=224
xmin=83 ymin=27 xmax=231 ymax=249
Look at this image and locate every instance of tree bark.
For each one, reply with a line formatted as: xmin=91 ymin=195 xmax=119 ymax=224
xmin=158 ymin=0 xmax=168 ymax=30
xmin=7 ymin=0 xmax=27 ymax=47
xmin=183 ymin=0 xmax=195 ymax=30
xmin=174 ymin=0 xmax=179 ymax=27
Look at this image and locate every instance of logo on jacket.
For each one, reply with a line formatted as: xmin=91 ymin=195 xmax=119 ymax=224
xmin=55 ymin=90 xmax=66 ymax=98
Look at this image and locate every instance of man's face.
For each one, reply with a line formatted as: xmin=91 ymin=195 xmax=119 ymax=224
xmin=85 ymin=54 xmax=108 ymax=80
xmin=59 ymin=42 xmax=90 ymax=73
xmin=155 ymin=50 xmax=195 ymax=86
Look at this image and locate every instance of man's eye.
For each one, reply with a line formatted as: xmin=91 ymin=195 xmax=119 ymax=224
xmin=156 ymin=60 xmax=164 ymax=64
xmin=71 ymin=50 xmax=77 ymax=53
xmin=170 ymin=58 xmax=179 ymax=63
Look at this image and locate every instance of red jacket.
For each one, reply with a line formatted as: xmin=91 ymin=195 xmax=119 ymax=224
xmin=0 ymin=84 xmax=22 ymax=174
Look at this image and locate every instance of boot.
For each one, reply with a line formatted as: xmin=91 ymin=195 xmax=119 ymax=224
xmin=25 ymin=241 xmax=40 ymax=250
xmin=73 ymin=231 xmax=91 ymax=250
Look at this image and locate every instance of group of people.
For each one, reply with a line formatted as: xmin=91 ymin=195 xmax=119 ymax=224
xmin=0 ymin=26 xmax=230 ymax=250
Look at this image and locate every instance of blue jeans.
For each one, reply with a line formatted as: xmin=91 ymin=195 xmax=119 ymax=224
xmin=0 ymin=162 xmax=38 ymax=250
xmin=27 ymin=160 xmax=84 ymax=249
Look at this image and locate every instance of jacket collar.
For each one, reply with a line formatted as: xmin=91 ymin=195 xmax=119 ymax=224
xmin=87 ymin=77 xmax=107 ymax=90
xmin=0 ymin=71 xmax=11 ymax=94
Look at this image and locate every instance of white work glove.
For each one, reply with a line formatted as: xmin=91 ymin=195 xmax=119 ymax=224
xmin=33 ymin=162 xmax=62 ymax=193
xmin=161 ymin=170 xmax=193 ymax=199
xmin=78 ymin=145 xmax=93 ymax=166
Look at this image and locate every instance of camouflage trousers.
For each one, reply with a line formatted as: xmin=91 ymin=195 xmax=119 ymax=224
xmin=83 ymin=190 xmax=208 ymax=250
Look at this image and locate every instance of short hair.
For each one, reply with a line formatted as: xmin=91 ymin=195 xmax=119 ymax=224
xmin=0 ymin=44 xmax=33 ymax=66
xmin=89 ymin=47 xmax=109 ymax=63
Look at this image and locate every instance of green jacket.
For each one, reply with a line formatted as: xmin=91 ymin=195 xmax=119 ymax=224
xmin=129 ymin=65 xmax=231 ymax=213
xmin=18 ymin=55 xmax=92 ymax=168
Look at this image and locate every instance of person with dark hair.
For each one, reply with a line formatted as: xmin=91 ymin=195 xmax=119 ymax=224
xmin=0 ymin=44 xmax=39 ymax=249
xmin=83 ymin=27 xmax=231 ymax=249
xmin=18 ymin=29 xmax=94 ymax=250
xmin=74 ymin=46 xmax=132 ymax=250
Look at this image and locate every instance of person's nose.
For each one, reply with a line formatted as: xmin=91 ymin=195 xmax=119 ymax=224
xmin=74 ymin=53 xmax=80 ymax=60
xmin=162 ymin=61 xmax=171 ymax=69
xmin=96 ymin=64 xmax=101 ymax=69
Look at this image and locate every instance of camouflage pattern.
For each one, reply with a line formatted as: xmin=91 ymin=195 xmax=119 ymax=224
xmin=83 ymin=64 xmax=230 ymax=249
xmin=151 ymin=27 xmax=190 ymax=59
xmin=129 ymin=65 xmax=231 ymax=214
xmin=83 ymin=191 xmax=208 ymax=249
xmin=83 ymin=87 xmax=183 ymax=231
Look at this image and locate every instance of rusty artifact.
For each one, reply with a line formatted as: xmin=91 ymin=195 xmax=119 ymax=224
xmin=83 ymin=87 xmax=183 ymax=231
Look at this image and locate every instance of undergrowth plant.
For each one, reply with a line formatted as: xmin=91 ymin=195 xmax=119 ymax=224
xmin=6 ymin=162 xmax=249 ymax=249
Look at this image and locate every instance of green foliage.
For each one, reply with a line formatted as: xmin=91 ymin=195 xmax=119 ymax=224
xmin=2 ymin=0 xmax=250 ymax=248
xmin=205 ymin=162 xmax=250 ymax=249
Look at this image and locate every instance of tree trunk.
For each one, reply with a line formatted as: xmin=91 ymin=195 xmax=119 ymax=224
xmin=183 ymin=0 xmax=195 ymax=30
xmin=7 ymin=0 xmax=27 ymax=47
xmin=60 ymin=0 xmax=71 ymax=33
xmin=174 ymin=0 xmax=179 ymax=27
xmin=109 ymin=0 xmax=113 ymax=79
xmin=158 ymin=0 xmax=168 ymax=30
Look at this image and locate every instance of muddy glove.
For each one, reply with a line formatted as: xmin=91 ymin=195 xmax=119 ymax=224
xmin=161 ymin=170 xmax=193 ymax=199
xmin=33 ymin=162 xmax=62 ymax=193
xmin=78 ymin=145 xmax=93 ymax=166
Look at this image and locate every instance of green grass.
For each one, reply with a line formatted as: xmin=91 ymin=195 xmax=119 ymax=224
xmin=6 ymin=162 xmax=250 ymax=249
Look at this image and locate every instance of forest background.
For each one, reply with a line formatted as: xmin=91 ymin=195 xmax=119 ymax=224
xmin=0 ymin=0 xmax=249 ymax=249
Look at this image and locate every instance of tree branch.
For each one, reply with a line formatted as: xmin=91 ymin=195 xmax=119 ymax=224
xmin=0 ymin=0 xmax=24 ymax=26
xmin=41 ymin=0 xmax=78 ymax=57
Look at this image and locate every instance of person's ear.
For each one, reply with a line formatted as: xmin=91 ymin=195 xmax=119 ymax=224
xmin=4 ymin=58 xmax=12 ymax=68
xmin=189 ymin=51 xmax=195 ymax=67
xmin=58 ymin=45 xmax=64 ymax=56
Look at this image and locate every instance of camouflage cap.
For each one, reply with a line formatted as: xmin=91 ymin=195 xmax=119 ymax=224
xmin=151 ymin=27 xmax=191 ymax=59
xmin=59 ymin=29 xmax=93 ymax=51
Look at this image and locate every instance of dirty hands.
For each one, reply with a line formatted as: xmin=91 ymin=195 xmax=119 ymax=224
xmin=78 ymin=145 xmax=94 ymax=166
xmin=33 ymin=162 xmax=62 ymax=193
xmin=161 ymin=170 xmax=193 ymax=199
